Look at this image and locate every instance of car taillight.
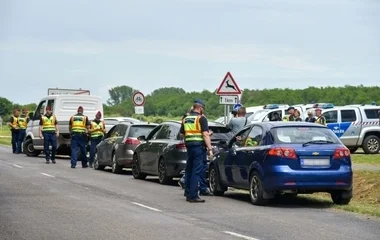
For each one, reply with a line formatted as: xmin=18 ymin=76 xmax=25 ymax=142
xmin=176 ymin=143 xmax=186 ymax=149
xmin=125 ymin=138 xmax=140 ymax=145
xmin=333 ymin=147 xmax=350 ymax=159
xmin=268 ymin=147 xmax=297 ymax=159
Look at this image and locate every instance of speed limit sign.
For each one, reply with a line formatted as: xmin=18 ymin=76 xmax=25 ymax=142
xmin=132 ymin=91 xmax=145 ymax=106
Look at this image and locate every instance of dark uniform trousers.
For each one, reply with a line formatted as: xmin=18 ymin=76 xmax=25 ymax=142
xmin=43 ymin=131 xmax=57 ymax=161
xmin=71 ymin=133 xmax=88 ymax=167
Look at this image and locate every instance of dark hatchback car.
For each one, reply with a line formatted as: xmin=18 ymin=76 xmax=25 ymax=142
xmin=131 ymin=121 xmax=233 ymax=184
xmin=208 ymin=122 xmax=353 ymax=206
xmin=94 ymin=122 xmax=157 ymax=173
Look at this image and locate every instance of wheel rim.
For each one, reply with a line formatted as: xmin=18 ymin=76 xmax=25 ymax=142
xmin=132 ymin=154 xmax=140 ymax=176
xmin=158 ymin=159 xmax=165 ymax=181
xmin=94 ymin=153 xmax=99 ymax=169
xmin=250 ymin=175 xmax=259 ymax=201
xmin=27 ymin=142 xmax=34 ymax=152
xmin=209 ymin=169 xmax=217 ymax=192
xmin=112 ymin=155 xmax=116 ymax=172
xmin=367 ymin=139 xmax=379 ymax=152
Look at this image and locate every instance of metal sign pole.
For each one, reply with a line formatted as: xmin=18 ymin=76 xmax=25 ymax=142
xmin=224 ymin=105 xmax=226 ymax=124
xmin=227 ymin=105 xmax=230 ymax=123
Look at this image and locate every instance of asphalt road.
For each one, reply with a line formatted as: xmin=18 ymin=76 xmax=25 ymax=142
xmin=0 ymin=146 xmax=379 ymax=240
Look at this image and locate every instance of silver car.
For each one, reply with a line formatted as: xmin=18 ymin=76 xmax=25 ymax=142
xmin=94 ymin=122 xmax=158 ymax=173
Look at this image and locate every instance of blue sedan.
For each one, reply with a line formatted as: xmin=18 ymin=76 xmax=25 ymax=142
xmin=208 ymin=122 xmax=353 ymax=205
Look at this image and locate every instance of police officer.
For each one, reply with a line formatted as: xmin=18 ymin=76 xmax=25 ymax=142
xmin=39 ymin=106 xmax=59 ymax=164
xmin=8 ymin=109 xmax=20 ymax=154
xmin=283 ymin=107 xmax=296 ymax=121
xmin=180 ymin=99 xmax=213 ymax=203
xmin=315 ymin=108 xmax=326 ymax=125
xmin=88 ymin=111 xmax=106 ymax=168
xmin=305 ymin=110 xmax=316 ymax=123
xmin=17 ymin=109 xmax=29 ymax=154
xmin=69 ymin=106 xmax=90 ymax=168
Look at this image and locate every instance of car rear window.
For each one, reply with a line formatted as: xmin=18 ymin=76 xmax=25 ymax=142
xmin=128 ymin=125 xmax=156 ymax=138
xmin=270 ymin=126 xmax=340 ymax=144
xmin=209 ymin=126 xmax=233 ymax=140
xmin=364 ymin=109 xmax=380 ymax=119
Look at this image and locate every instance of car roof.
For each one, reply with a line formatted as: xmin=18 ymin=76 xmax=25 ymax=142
xmin=162 ymin=120 xmax=226 ymax=127
xmin=247 ymin=121 xmax=328 ymax=129
xmin=117 ymin=122 xmax=157 ymax=126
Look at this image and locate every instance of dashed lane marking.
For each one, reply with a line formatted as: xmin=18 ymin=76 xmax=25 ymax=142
xmin=223 ymin=231 xmax=260 ymax=240
xmin=131 ymin=202 xmax=162 ymax=212
xmin=40 ymin=173 xmax=55 ymax=178
xmin=12 ymin=164 xmax=23 ymax=168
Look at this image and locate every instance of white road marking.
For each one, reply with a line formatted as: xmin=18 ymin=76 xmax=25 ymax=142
xmin=223 ymin=231 xmax=260 ymax=240
xmin=131 ymin=202 xmax=162 ymax=212
xmin=40 ymin=173 xmax=55 ymax=178
xmin=12 ymin=164 xmax=23 ymax=168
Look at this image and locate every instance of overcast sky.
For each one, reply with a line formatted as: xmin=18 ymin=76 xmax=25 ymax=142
xmin=0 ymin=0 xmax=379 ymax=104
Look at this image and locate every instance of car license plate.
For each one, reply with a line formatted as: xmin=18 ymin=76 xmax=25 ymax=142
xmin=301 ymin=158 xmax=330 ymax=167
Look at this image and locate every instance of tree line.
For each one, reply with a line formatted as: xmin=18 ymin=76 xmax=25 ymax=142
xmin=104 ymin=85 xmax=380 ymax=120
xmin=1 ymin=85 xmax=379 ymax=122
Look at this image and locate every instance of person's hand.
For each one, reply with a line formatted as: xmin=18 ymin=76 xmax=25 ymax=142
xmin=39 ymin=133 xmax=43 ymax=139
xmin=56 ymin=132 xmax=59 ymax=137
xmin=208 ymin=148 xmax=214 ymax=157
xmin=236 ymin=136 xmax=242 ymax=141
xmin=209 ymin=130 xmax=213 ymax=136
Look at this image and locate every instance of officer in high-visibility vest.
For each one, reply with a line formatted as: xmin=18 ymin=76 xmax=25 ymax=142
xmin=39 ymin=106 xmax=59 ymax=164
xmin=315 ymin=108 xmax=327 ymax=125
xmin=88 ymin=111 xmax=106 ymax=168
xmin=17 ymin=109 xmax=29 ymax=154
xmin=7 ymin=109 xmax=20 ymax=154
xmin=283 ymin=107 xmax=296 ymax=121
xmin=69 ymin=106 xmax=90 ymax=168
xmin=180 ymin=99 xmax=213 ymax=203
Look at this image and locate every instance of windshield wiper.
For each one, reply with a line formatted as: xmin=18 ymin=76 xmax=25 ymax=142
xmin=302 ymin=140 xmax=335 ymax=147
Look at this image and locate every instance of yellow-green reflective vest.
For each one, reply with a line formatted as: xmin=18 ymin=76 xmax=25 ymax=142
xmin=90 ymin=121 xmax=105 ymax=138
xmin=183 ymin=115 xmax=203 ymax=142
xmin=70 ymin=115 xmax=86 ymax=133
xmin=42 ymin=115 xmax=56 ymax=132
xmin=18 ymin=115 xmax=28 ymax=129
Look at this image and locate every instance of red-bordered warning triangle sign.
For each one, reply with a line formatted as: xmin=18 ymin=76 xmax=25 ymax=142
xmin=216 ymin=72 xmax=241 ymax=95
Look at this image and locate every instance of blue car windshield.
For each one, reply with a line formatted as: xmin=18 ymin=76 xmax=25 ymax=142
xmin=271 ymin=126 xmax=340 ymax=144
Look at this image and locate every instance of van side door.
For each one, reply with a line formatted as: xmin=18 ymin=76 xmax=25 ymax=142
xmin=339 ymin=108 xmax=361 ymax=146
xmin=31 ymin=100 xmax=47 ymax=147
xmin=322 ymin=109 xmax=340 ymax=137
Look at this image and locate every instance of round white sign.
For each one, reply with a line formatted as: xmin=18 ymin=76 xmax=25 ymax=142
xmin=132 ymin=91 xmax=145 ymax=106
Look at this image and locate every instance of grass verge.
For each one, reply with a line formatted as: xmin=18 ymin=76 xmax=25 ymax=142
xmin=351 ymin=153 xmax=380 ymax=166
xmin=0 ymin=137 xmax=11 ymax=146
xmin=303 ymin=170 xmax=380 ymax=218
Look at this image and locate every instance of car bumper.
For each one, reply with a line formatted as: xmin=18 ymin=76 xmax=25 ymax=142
xmin=263 ymin=165 xmax=353 ymax=192
xmin=167 ymin=160 xmax=210 ymax=178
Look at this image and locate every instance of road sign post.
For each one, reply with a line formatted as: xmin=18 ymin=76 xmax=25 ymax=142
xmin=132 ymin=91 xmax=145 ymax=119
xmin=216 ymin=72 xmax=242 ymax=124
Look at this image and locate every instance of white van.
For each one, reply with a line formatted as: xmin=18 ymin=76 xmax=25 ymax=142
xmin=23 ymin=95 xmax=103 ymax=157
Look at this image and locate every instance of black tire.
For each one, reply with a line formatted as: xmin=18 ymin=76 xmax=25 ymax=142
xmin=208 ymin=164 xmax=226 ymax=196
xmin=249 ymin=171 xmax=267 ymax=205
xmin=362 ymin=135 xmax=380 ymax=154
xmin=132 ymin=153 xmax=147 ymax=179
xmin=348 ymin=147 xmax=358 ymax=154
xmin=158 ymin=158 xmax=171 ymax=184
xmin=331 ymin=190 xmax=352 ymax=205
xmin=23 ymin=138 xmax=41 ymax=157
xmin=93 ymin=152 xmax=105 ymax=170
xmin=111 ymin=153 xmax=123 ymax=174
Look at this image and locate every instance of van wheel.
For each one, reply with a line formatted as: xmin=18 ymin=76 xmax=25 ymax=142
xmin=362 ymin=135 xmax=380 ymax=154
xmin=23 ymin=139 xmax=41 ymax=157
